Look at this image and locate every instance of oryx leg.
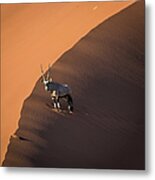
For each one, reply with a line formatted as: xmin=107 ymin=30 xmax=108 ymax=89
xmin=66 ymin=94 xmax=73 ymax=113
xmin=51 ymin=96 xmax=57 ymax=109
xmin=51 ymin=90 xmax=57 ymax=109
xmin=51 ymin=90 xmax=61 ymax=111
xmin=56 ymin=96 xmax=61 ymax=111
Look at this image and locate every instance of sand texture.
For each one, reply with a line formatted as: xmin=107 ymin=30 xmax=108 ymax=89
xmin=2 ymin=0 xmax=144 ymax=169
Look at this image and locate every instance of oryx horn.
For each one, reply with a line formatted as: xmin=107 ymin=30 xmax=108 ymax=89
xmin=40 ymin=64 xmax=45 ymax=82
xmin=46 ymin=63 xmax=52 ymax=81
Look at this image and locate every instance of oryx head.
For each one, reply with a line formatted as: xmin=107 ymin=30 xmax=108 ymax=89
xmin=40 ymin=64 xmax=53 ymax=90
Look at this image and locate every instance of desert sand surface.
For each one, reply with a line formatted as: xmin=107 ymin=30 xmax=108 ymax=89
xmin=1 ymin=1 xmax=135 ymax=164
xmin=2 ymin=0 xmax=144 ymax=169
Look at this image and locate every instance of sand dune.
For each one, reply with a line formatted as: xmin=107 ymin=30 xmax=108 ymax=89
xmin=1 ymin=1 xmax=135 ymax=164
xmin=2 ymin=0 xmax=144 ymax=169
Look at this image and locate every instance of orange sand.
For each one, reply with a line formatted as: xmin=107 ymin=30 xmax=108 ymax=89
xmin=1 ymin=1 xmax=135 ymax=164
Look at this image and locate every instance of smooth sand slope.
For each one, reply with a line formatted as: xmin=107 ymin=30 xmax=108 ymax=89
xmin=1 ymin=0 xmax=135 ymax=164
xmin=3 ymin=0 xmax=144 ymax=169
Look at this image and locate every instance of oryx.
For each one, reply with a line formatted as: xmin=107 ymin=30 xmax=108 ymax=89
xmin=40 ymin=64 xmax=73 ymax=113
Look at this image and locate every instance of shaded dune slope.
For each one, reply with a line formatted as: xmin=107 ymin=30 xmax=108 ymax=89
xmin=3 ymin=0 xmax=145 ymax=169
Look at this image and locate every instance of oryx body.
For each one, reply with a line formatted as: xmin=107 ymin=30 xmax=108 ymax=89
xmin=41 ymin=64 xmax=73 ymax=113
xmin=45 ymin=82 xmax=71 ymax=97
